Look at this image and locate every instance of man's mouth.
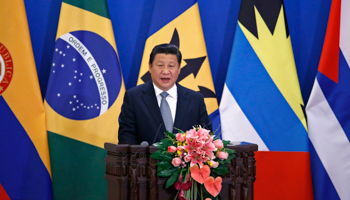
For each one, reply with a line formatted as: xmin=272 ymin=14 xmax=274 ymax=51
xmin=161 ymin=78 xmax=170 ymax=82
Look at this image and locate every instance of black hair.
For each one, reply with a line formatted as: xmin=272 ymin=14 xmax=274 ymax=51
xmin=149 ymin=43 xmax=182 ymax=65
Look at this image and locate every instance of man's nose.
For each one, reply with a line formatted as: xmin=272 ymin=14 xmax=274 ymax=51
xmin=162 ymin=66 xmax=170 ymax=74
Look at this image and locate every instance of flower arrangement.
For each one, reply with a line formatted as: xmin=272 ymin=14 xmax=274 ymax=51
xmin=151 ymin=126 xmax=235 ymax=200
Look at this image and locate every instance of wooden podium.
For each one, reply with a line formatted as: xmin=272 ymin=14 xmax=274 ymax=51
xmin=104 ymin=142 xmax=258 ymax=200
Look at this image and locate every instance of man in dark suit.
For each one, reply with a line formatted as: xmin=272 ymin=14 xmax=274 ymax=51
xmin=118 ymin=44 xmax=212 ymax=144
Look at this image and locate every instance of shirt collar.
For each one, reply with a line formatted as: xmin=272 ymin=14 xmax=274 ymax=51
xmin=153 ymin=83 xmax=177 ymax=98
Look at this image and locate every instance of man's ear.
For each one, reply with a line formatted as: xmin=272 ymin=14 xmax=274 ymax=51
xmin=148 ymin=63 xmax=152 ymax=72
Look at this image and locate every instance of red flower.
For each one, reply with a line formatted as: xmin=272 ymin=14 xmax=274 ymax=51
xmin=174 ymin=174 xmax=183 ymax=190
xmin=168 ymin=146 xmax=177 ymax=153
xmin=175 ymin=173 xmax=192 ymax=191
xmin=178 ymin=189 xmax=188 ymax=200
xmin=182 ymin=173 xmax=192 ymax=191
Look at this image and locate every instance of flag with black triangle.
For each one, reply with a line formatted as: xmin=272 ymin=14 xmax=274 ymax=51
xmin=137 ymin=0 xmax=219 ymax=132
xmin=219 ymin=0 xmax=313 ymax=199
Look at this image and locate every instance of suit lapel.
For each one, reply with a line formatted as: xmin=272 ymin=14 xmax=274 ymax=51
xmin=173 ymin=84 xmax=190 ymax=132
xmin=141 ymin=81 xmax=164 ymax=128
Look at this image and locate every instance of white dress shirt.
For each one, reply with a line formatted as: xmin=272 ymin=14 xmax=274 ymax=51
xmin=153 ymin=83 xmax=177 ymax=122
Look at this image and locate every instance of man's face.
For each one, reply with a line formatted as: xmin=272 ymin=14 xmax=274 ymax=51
xmin=149 ymin=53 xmax=181 ymax=91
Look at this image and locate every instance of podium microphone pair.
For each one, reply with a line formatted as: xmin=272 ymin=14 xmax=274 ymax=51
xmin=140 ymin=122 xmax=163 ymax=146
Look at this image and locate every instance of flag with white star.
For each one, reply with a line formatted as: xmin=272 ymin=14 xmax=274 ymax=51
xmin=44 ymin=0 xmax=125 ymax=199
xmin=306 ymin=0 xmax=350 ymax=199
xmin=46 ymin=31 xmax=121 ymax=120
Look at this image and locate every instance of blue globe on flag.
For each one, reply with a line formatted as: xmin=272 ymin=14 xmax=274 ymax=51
xmin=46 ymin=31 xmax=122 ymax=120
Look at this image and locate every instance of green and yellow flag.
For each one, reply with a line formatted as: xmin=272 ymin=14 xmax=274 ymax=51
xmin=44 ymin=0 xmax=124 ymax=199
xmin=138 ymin=0 xmax=219 ymax=122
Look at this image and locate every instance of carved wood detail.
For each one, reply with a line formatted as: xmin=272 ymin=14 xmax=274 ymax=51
xmin=104 ymin=143 xmax=258 ymax=200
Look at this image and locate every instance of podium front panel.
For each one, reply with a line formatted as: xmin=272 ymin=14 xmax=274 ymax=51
xmin=104 ymin=142 xmax=258 ymax=200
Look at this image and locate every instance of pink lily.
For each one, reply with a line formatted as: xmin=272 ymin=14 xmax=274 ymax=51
xmin=184 ymin=137 xmax=203 ymax=155
xmin=186 ymin=152 xmax=209 ymax=168
xmin=197 ymin=127 xmax=211 ymax=139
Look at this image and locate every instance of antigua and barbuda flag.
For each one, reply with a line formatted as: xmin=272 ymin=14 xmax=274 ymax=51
xmin=137 ymin=0 xmax=220 ymax=131
xmin=219 ymin=0 xmax=313 ymax=199
xmin=0 ymin=1 xmax=52 ymax=200
xmin=306 ymin=0 xmax=350 ymax=199
xmin=44 ymin=0 xmax=125 ymax=199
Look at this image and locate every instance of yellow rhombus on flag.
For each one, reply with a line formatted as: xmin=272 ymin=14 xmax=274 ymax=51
xmin=44 ymin=0 xmax=125 ymax=199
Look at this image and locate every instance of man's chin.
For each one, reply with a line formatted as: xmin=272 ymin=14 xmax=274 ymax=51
xmin=158 ymin=82 xmax=174 ymax=91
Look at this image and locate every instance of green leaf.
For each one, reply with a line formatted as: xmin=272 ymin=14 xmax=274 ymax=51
xmin=150 ymin=150 xmax=164 ymax=159
xmin=227 ymin=153 xmax=236 ymax=160
xmin=152 ymin=142 xmax=167 ymax=150
xmin=160 ymin=139 xmax=174 ymax=147
xmin=190 ymin=180 xmax=194 ymax=199
xmin=158 ymin=167 xmax=179 ymax=177
xmin=151 ymin=151 xmax=173 ymax=162
xmin=222 ymin=140 xmax=230 ymax=147
xmin=175 ymin=189 xmax=180 ymax=200
xmin=156 ymin=161 xmax=173 ymax=171
xmin=193 ymin=180 xmax=197 ymax=200
xmin=160 ymin=153 xmax=173 ymax=162
xmin=165 ymin=169 xmax=180 ymax=188
xmin=212 ymin=163 xmax=228 ymax=175
xmin=202 ymin=184 xmax=211 ymax=199
xmin=224 ymin=148 xmax=235 ymax=154
xmin=167 ymin=132 xmax=176 ymax=140
xmin=157 ymin=165 xmax=168 ymax=172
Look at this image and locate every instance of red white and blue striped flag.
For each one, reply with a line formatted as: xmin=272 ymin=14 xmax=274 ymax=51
xmin=306 ymin=0 xmax=350 ymax=199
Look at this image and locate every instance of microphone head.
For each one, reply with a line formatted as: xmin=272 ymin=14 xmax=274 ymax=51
xmin=140 ymin=141 xmax=149 ymax=146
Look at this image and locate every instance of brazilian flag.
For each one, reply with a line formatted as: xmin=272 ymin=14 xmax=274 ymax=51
xmin=44 ymin=0 xmax=125 ymax=199
xmin=137 ymin=0 xmax=219 ymax=130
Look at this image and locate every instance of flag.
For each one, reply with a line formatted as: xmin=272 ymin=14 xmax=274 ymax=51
xmin=137 ymin=0 xmax=220 ymax=131
xmin=219 ymin=0 xmax=313 ymax=199
xmin=0 ymin=1 xmax=52 ymax=199
xmin=44 ymin=0 xmax=125 ymax=199
xmin=306 ymin=0 xmax=350 ymax=199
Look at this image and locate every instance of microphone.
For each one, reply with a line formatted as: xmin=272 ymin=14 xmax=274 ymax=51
xmin=200 ymin=120 xmax=213 ymax=132
xmin=152 ymin=122 xmax=163 ymax=144
xmin=200 ymin=120 xmax=207 ymax=129
xmin=140 ymin=141 xmax=149 ymax=146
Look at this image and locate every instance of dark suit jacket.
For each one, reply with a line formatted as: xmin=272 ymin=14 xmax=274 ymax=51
xmin=118 ymin=81 xmax=212 ymax=144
